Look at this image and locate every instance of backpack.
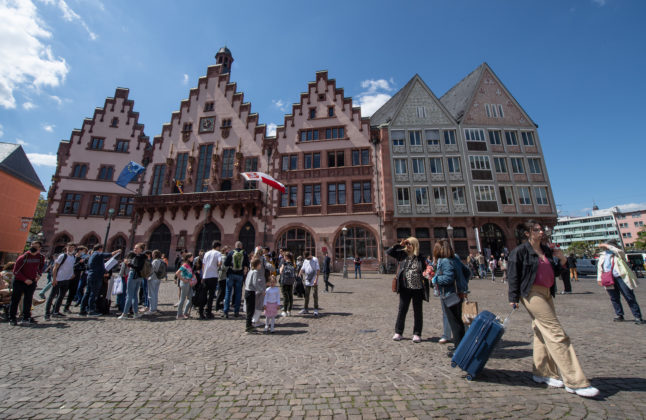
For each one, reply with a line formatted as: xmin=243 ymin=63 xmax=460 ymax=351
xmin=141 ymin=259 xmax=153 ymax=279
xmin=281 ymin=263 xmax=296 ymax=285
xmin=153 ymin=259 xmax=166 ymax=279
xmin=231 ymin=249 xmax=244 ymax=271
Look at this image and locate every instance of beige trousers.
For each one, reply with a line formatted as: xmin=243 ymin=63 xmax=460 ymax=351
xmin=521 ymin=285 xmax=590 ymax=388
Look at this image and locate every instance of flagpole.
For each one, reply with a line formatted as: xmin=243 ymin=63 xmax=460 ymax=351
xmin=263 ymin=182 xmax=268 ymax=245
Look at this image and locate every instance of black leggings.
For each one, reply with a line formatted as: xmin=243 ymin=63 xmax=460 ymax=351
xmin=395 ymin=287 xmax=424 ymax=336
xmin=281 ymin=284 xmax=293 ymax=312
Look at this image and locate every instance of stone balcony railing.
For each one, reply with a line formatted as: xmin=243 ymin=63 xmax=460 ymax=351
xmin=134 ymin=190 xmax=262 ymax=208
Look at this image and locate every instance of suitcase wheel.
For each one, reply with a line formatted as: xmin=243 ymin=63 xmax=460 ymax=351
xmin=450 ymin=361 xmax=457 ymax=368
xmin=466 ymin=374 xmax=474 ymax=381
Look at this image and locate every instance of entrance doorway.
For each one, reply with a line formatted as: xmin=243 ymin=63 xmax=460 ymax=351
xmin=238 ymin=222 xmax=255 ymax=254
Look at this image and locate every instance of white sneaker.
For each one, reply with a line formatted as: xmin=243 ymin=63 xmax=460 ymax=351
xmin=173 ymin=301 xmax=180 ymax=307
xmin=533 ymin=375 xmax=564 ymax=388
xmin=313 ymin=310 xmax=319 ymax=317
xmin=287 ymin=311 xmax=291 ymax=316
xmin=281 ymin=311 xmax=287 ymax=317
xmin=565 ymin=386 xmax=599 ymax=398
xmin=412 ymin=335 xmax=421 ymax=343
xmin=299 ymin=309 xmax=308 ymax=314
xmin=392 ymin=333 xmax=402 ymax=341
xmin=117 ymin=314 xmax=128 ymax=320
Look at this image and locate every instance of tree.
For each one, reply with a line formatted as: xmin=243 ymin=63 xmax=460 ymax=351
xmin=634 ymin=227 xmax=646 ymax=250
xmin=565 ymin=241 xmax=598 ymax=258
xmin=29 ymin=194 xmax=48 ymax=236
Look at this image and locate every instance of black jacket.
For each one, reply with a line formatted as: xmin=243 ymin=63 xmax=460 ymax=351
xmin=508 ymin=241 xmax=562 ymax=303
xmin=128 ymin=253 xmax=148 ymax=279
xmin=386 ymin=244 xmax=428 ymax=299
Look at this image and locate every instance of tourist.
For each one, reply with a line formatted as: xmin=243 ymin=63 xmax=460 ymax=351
xmin=223 ymin=241 xmax=249 ymax=318
xmin=567 ymin=253 xmax=578 ymax=282
xmin=44 ymin=243 xmax=76 ymax=320
xmin=244 ymin=258 xmax=263 ymax=333
xmin=387 ymin=237 xmax=428 ymax=343
xmin=321 ymin=250 xmax=334 ymax=292
xmin=37 ymin=254 xmax=55 ymax=300
xmin=299 ymin=251 xmax=320 ymax=316
xmin=116 ymin=254 xmax=131 ymax=314
xmin=294 ymin=256 xmax=305 ymax=298
xmin=119 ymin=243 xmax=147 ymax=320
xmin=508 ymin=220 xmax=599 ymax=398
xmin=81 ymin=244 xmax=120 ymax=317
xmin=499 ymin=256 xmax=508 ymax=283
xmin=8 ymin=241 xmax=45 ymax=326
xmin=477 ymin=252 xmax=486 ymax=279
xmin=148 ymin=250 xmax=166 ymax=314
xmin=597 ymin=240 xmax=643 ymax=324
xmin=175 ymin=253 xmax=195 ymax=320
xmin=488 ymin=255 xmax=497 ymax=282
xmin=1 ymin=262 xmax=15 ymax=305
xmin=354 ymin=254 xmax=362 ymax=279
xmin=202 ymin=241 xmax=222 ymax=319
xmin=263 ymin=274 xmax=281 ymax=333
xmin=73 ymin=247 xmax=89 ymax=308
xmin=139 ymin=250 xmax=152 ymax=310
xmin=215 ymin=245 xmax=230 ymax=313
xmin=279 ymin=251 xmax=296 ymax=317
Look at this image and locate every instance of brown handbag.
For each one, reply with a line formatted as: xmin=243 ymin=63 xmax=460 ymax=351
xmin=392 ymin=276 xmax=397 ymax=292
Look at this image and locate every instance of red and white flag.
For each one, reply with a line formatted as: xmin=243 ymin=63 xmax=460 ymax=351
xmin=241 ymin=171 xmax=286 ymax=193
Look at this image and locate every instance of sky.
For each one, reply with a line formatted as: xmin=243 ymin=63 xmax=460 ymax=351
xmin=0 ymin=0 xmax=644 ymax=217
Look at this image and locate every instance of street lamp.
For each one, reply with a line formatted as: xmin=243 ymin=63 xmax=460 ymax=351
xmin=103 ymin=208 xmax=115 ymax=249
xmin=201 ymin=203 xmax=211 ymax=252
xmin=342 ymin=226 xmax=348 ymax=278
xmin=447 ymin=224 xmax=454 ymax=250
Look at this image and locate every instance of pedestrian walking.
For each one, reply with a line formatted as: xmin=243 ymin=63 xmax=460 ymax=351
xmin=8 ymin=241 xmax=45 ymax=326
xmin=279 ymin=252 xmax=296 ymax=317
xmin=299 ymin=251 xmax=320 ymax=316
xmin=354 ymin=255 xmax=362 ymax=279
xmin=568 ymin=254 xmax=579 ymax=282
xmin=119 ymin=243 xmax=147 ymax=320
xmin=201 ymin=241 xmax=222 ymax=319
xmin=321 ymin=250 xmax=334 ymax=292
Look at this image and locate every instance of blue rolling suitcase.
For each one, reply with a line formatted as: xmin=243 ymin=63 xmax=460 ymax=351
xmin=450 ymin=309 xmax=513 ymax=380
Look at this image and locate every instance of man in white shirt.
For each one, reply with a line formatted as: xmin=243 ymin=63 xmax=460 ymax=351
xmin=202 ymin=241 xmax=222 ymax=319
xmin=299 ymin=251 xmax=320 ymax=317
xmin=45 ymin=243 xmax=77 ymax=320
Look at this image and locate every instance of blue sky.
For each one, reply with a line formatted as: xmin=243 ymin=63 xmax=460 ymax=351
xmin=0 ymin=0 xmax=644 ymax=216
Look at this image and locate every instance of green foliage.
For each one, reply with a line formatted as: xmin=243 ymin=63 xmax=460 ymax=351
xmin=565 ymin=241 xmax=598 ymax=258
xmin=634 ymin=227 xmax=646 ymax=250
xmin=29 ymin=194 xmax=48 ymax=236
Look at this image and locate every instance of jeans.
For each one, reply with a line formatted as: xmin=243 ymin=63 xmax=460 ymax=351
xmin=215 ymin=279 xmax=226 ymax=312
xmin=140 ymin=277 xmax=149 ymax=307
xmin=39 ymin=275 xmax=53 ymax=298
xmin=75 ymin=273 xmax=87 ymax=302
xmin=45 ymin=280 xmax=71 ymax=315
xmin=81 ymin=274 xmax=102 ymax=313
xmin=203 ymin=277 xmax=218 ymax=315
xmin=65 ymin=275 xmax=80 ymax=310
xmin=395 ymin=287 xmax=424 ymax=336
xmin=148 ymin=278 xmax=161 ymax=312
xmin=123 ymin=271 xmax=143 ymax=315
xmin=245 ymin=290 xmax=256 ymax=329
xmin=441 ymin=310 xmax=452 ymax=340
xmin=607 ymin=276 xmax=642 ymax=319
xmin=323 ymin=272 xmax=334 ymax=291
xmin=224 ymin=273 xmax=243 ymax=315
xmin=304 ymin=284 xmax=318 ymax=310
xmin=177 ymin=281 xmax=192 ymax=317
xmin=478 ymin=264 xmax=486 ymax=279
xmin=354 ymin=265 xmax=361 ymax=279
xmin=9 ymin=280 xmax=37 ymax=321
xmin=116 ymin=277 xmax=126 ymax=312
xmin=281 ymin=284 xmax=293 ymax=312
xmin=442 ymin=296 xmax=465 ymax=347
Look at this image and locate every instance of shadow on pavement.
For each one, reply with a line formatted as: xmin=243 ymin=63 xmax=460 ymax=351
xmin=29 ymin=322 xmax=70 ymax=329
xmin=277 ymin=322 xmax=308 ymax=328
xmin=319 ymin=312 xmax=352 ymax=317
xmin=496 ymin=339 xmax=531 ymax=348
xmin=262 ymin=329 xmax=307 ymax=335
xmin=592 ymin=377 xmax=646 ymax=397
xmin=491 ymin=347 xmax=533 ymax=359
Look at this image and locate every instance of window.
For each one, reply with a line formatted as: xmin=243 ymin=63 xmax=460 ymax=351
xmin=465 ymin=128 xmax=486 ymax=141
xmin=63 ymin=193 xmax=81 ymax=214
xmin=151 ymin=165 xmax=165 ymax=195
xmin=447 ymin=157 xmax=461 ymax=173
xmin=90 ymin=195 xmax=110 ymax=216
xmin=429 ymin=158 xmax=443 ymax=174
xmin=282 ymin=155 xmax=298 ymax=171
xmin=474 ymin=185 xmax=496 ymax=201
xmin=488 ymin=131 xmax=502 ymax=145
xmin=469 ymin=155 xmax=491 ymax=170
xmin=72 ymin=164 xmax=88 ymax=178
xmin=175 ymin=152 xmax=189 ymax=181
xmin=309 ymin=108 xmax=316 ymax=119
xmin=493 ymin=157 xmax=507 ymax=173
xmin=110 ymin=117 xmax=118 ymax=127
xmin=433 ymin=187 xmax=447 ymax=206
xmin=323 ymin=127 xmax=345 ymax=140
xmin=361 ymin=149 xmax=370 ymax=165
xmin=444 ymin=130 xmax=456 ymax=145
xmin=115 ymin=140 xmax=129 ymax=152
xmin=196 ymin=144 xmax=213 ymax=192
xmin=498 ymin=104 xmax=504 ymax=118
xmin=521 ymin=131 xmax=535 ymax=146
xmin=528 ymin=158 xmax=542 ymax=174
xmin=499 ymin=186 xmax=514 ymax=205
xmin=353 ymin=181 xmax=371 ymax=204
xmin=633 ymin=214 xmax=641 ymax=218
xmin=98 ymin=166 xmax=114 ymax=181
xmin=505 ymin=131 xmax=518 ymax=146
xmin=303 ymin=184 xmax=321 ymax=206
xmin=409 ymin=130 xmax=422 ymax=146
xmin=304 ymin=153 xmax=320 ymax=169
xmin=619 ymin=223 xmax=629 ymax=228
xmin=300 ymin=129 xmax=319 ymax=142
xmin=534 ymin=187 xmax=549 ymax=205
xmin=328 ymin=183 xmax=346 ymax=205
xmin=485 ymin=104 xmax=491 ymax=118
xmin=411 ymin=158 xmax=425 ymax=174
xmin=415 ymin=187 xmax=429 ymax=206
xmin=352 ymin=149 xmax=370 ymax=166
xmin=328 ymin=151 xmax=344 ymax=167
xmin=204 ymin=101 xmax=214 ymax=112
xmin=280 ymin=186 xmax=298 ymax=207
xmin=352 ymin=150 xmax=360 ymax=166
xmin=425 ymin=129 xmax=440 ymax=146
xmin=623 ymin=232 xmax=633 ymax=238
xmin=485 ymin=104 xmax=503 ymax=118
xmin=636 ymin=221 xmax=644 ymax=227
xmin=394 ymin=159 xmax=407 ymax=174
xmin=392 ymin=130 xmax=405 ymax=146
xmin=451 ymin=186 xmax=466 ymax=205
xmin=221 ymin=118 xmax=232 ymax=127
xmin=511 ymin=158 xmax=525 ymax=174
xmin=397 ymin=187 xmax=410 ymax=206
xmin=90 ymin=137 xmax=104 ymax=150
xmin=518 ymin=187 xmax=532 ymax=205
xmin=221 ymin=149 xmax=235 ymax=178
xmin=118 ymin=196 xmax=134 ymax=216
xmin=328 ymin=106 xmax=334 ymax=117
xmin=416 ymin=106 xmax=427 ymax=118
xmin=182 ymin=122 xmax=193 ymax=133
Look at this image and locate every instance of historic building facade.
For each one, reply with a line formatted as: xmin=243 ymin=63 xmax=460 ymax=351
xmin=42 ymin=88 xmax=150 ymax=254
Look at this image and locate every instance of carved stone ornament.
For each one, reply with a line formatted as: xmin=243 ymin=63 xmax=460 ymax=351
xmin=182 ymin=131 xmax=190 ymax=143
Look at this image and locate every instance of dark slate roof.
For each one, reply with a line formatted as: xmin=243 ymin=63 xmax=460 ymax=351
xmin=217 ymin=46 xmax=232 ymax=56
xmin=0 ymin=142 xmax=46 ymax=191
xmin=439 ymin=63 xmax=485 ymax=121
xmin=370 ymin=75 xmax=419 ymax=126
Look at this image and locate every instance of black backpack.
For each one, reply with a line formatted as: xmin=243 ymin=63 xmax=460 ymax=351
xmin=281 ymin=262 xmax=296 ymax=285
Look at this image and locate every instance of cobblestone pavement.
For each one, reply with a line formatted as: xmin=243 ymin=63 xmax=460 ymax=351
xmin=1 ymin=272 xmax=646 ymax=419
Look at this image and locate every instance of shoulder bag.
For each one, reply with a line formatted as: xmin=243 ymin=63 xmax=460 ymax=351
xmin=600 ymin=258 xmax=615 ymax=287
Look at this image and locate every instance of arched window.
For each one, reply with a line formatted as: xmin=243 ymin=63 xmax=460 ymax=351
xmin=515 ymin=224 xmax=526 ymax=245
xmin=238 ymin=222 xmax=255 ymax=254
xmin=109 ymin=236 xmax=127 ymax=255
xmin=276 ymin=228 xmax=316 ymax=259
xmin=53 ymin=234 xmax=71 ymax=254
xmin=82 ymin=234 xmax=99 ymax=249
xmin=148 ymin=224 xmax=171 ymax=257
xmin=334 ymin=226 xmax=377 ymax=260
xmin=195 ymin=223 xmax=221 ymax=255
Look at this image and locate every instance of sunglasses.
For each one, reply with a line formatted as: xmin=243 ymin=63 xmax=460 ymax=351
xmin=531 ymin=227 xmax=544 ymax=233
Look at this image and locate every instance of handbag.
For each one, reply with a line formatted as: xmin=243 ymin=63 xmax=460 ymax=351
xmin=422 ymin=277 xmax=430 ymax=302
xmin=461 ymin=297 xmax=479 ymax=324
xmin=600 ymin=258 xmax=615 ymax=287
xmin=442 ymin=292 xmax=461 ymax=308
xmin=189 ymin=275 xmax=198 ymax=287
xmin=111 ymin=276 xmax=123 ymax=295
xmin=392 ymin=276 xmax=397 ymax=293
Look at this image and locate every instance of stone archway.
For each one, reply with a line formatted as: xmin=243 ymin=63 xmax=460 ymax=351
xmin=238 ymin=222 xmax=255 ymax=254
xmin=195 ymin=222 xmax=222 ymax=255
xmin=148 ymin=224 xmax=171 ymax=258
xmin=481 ymin=223 xmax=506 ymax=257
xmin=275 ymin=227 xmax=316 ymax=259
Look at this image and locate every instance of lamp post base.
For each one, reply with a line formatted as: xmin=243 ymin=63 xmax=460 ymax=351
xmin=342 ymin=265 xmax=348 ymax=278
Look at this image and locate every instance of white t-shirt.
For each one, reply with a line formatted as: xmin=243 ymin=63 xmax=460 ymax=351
xmin=202 ymin=249 xmax=221 ymax=279
xmin=55 ymin=253 xmax=76 ymax=281
xmin=301 ymin=258 xmax=320 ymax=286
xmin=263 ymin=286 xmax=281 ymax=305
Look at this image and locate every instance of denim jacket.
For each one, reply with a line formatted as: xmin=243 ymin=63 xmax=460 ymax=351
xmin=435 ymin=255 xmax=470 ymax=297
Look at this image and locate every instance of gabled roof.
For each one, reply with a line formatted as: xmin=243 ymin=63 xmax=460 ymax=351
xmin=370 ymin=75 xmax=418 ymax=126
xmin=439 ymin=64 xmax=485 ymax=122
xmin=0 ymin=142 xmax=45 ymax=191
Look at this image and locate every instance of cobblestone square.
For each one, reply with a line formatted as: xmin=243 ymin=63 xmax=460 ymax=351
xmin=1 ymin=273 xmax=645 ymax=419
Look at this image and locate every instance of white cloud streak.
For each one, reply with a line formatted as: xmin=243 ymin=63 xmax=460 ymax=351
xmin=42 ymin=123 xmax=55 ymax=132
xmin=0 ymin=0 xmax=69 ymax=109
xmin=27 ymin=152 xmax=57 ymax=167
xmin=267 ymin=123 xmax=277 ymax=137
xmin=355 ymin=78 xmax=395 ymax=117
xmin=182 ymin=74 xmax=189 ymax=85
xmin=16 ymin=139 xmax=28 ymax=146
xmin=592 ymin=0 xmax=607 ymax=6
xmin=23 ymin=101 xmax=36 ymax=110
xmin=55 ymin=0 xmax=97 ymax=40
xmin=272 ymin=99 xmax=288 ymax=112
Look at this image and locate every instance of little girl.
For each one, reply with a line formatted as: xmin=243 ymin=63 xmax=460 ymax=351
xmin=263 ymin=275 xmax=281 ymax=333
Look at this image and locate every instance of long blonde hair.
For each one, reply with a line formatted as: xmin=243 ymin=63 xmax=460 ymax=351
xmin=406 ymin=237 xmax=420 ymax=256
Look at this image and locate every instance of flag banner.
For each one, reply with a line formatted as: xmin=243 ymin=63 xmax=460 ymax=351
xmin=241 ymin=171 xmax=286 ymax=193
xmin=175 ymin=179 xmax=184 ymax=194
xmin=116 ymin=161 xmax=145 ymax=188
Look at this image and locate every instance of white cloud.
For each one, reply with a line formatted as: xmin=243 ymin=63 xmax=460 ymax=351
xmin=42 ymin=123 xmax=55 ymax=132
xmin=55 ymin=0 xmax=97 ymax=40
xmin=27 ymin=152 xmax=57 ymax=167
xmin=272 ymin=99 xmax=288 ymax=112
xmin=23 ymin=101 xmax=36 ymax=110
xmin=267 ymin=123 xmax=277 ymax=137
xmin=0 ymin=0 xmax=69 ymax=109
xmin=592 ymin=0 xmax=607 ymax=6
xmin=354 ymin=78 xmax=395 ymax=117
xmin=182 ymin=74 xmax=189 ymax=85
xmin=16 ymin=139 xmax=28 ymax=146
xmin=50 ymin=95 xmax=62 ymax=105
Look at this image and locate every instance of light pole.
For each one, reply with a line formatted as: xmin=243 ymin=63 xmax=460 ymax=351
xmin=447 ymin=224 xmax=454 ymax=250
xmin=103 ymin=208 xmax=115 ymax=250
xmin=342 ymin=226 xmax=348 ymax=278
xmin=201 ymin=203 xmax=211 ymax=252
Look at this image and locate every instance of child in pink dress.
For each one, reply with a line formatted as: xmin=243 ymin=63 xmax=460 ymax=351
xmin=263 ymin=275 xmax=281 ymax=333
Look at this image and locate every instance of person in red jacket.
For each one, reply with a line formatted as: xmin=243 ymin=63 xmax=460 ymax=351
xmin=9 ymin=241 xmax=45 ymax=325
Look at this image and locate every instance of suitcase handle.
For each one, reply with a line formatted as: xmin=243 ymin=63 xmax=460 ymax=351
xmin=502 ymin=307 xmax=516 ymax=328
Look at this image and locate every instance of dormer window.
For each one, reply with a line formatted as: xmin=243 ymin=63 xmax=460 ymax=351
xmin=110 ymin=117 xmax=119 ymax=127
xmin=328 ymin=106 xmax=334 ymax=117
xmin=182 ymin=122 xmax=193 ymax=133
xmin=309 ymin=108 xmax=316 ymax=119
xmin=204 ymin=101 xmax=214 ymax=112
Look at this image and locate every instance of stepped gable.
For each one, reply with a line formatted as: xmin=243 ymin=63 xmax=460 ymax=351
xmin=0 ymin=143 xmax=45 ymax=191
xmin=274 ymin=70 xmax=370 ymax=140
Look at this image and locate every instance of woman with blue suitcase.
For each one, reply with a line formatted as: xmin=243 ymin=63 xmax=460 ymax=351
xmin=508 ymin=220 xmax=599 ymax=398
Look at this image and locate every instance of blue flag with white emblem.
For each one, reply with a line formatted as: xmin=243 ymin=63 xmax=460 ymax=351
xmin=116 ymin=161 xmax=145 ymax=188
